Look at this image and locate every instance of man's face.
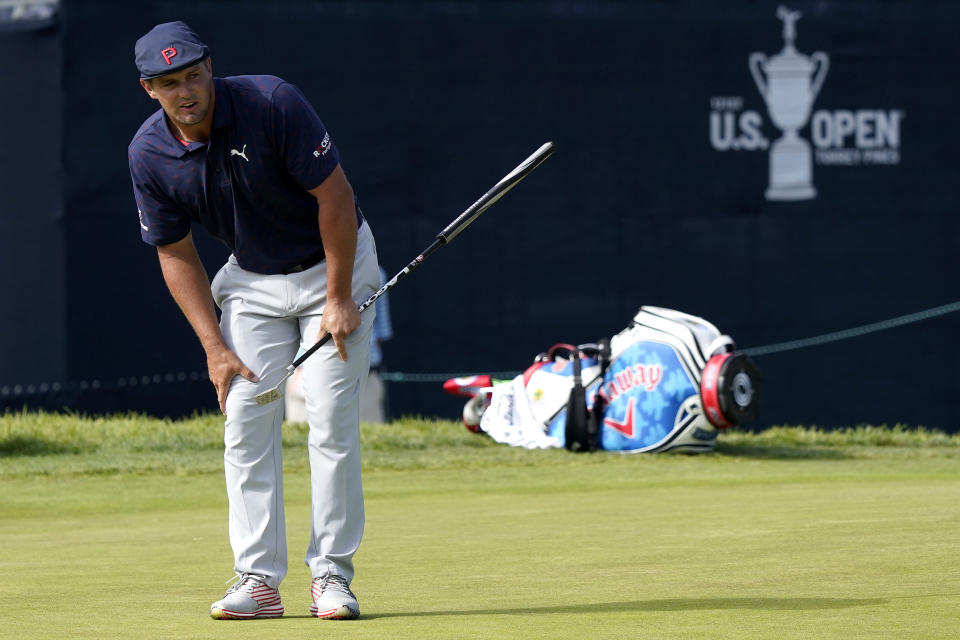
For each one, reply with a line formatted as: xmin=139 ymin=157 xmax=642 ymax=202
xmin=140 ymin=59 xmax=214 ymax=128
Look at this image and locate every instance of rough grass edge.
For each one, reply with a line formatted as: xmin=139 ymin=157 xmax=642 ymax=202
xmin=721 ymin=423 xmax=960 ymax=448
xmin=1 ymin=411 xmax=957 ymax=478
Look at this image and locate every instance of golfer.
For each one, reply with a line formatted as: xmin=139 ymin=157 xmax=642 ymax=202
xmin=128 ymin=21 xmax=377 ymax=620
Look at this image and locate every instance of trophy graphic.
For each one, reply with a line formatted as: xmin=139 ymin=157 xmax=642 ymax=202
xmin=749 ymin=6 xmax=829 ymax=200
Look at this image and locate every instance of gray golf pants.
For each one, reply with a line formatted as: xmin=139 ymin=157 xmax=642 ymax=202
xmin=210 ymin=221 xmax=379 ymax=589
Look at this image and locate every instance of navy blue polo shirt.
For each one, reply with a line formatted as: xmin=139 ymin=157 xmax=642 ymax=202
xmin=128 ymin=75 xmax=360 ymax=274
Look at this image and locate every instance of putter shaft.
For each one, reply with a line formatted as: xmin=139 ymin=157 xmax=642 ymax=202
xmin=251 ymin=142 xmax=554 ymax=407
xmin=254 ymin=366 xmax=294 ymax=406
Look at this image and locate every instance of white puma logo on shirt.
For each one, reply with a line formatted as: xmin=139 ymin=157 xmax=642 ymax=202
xmin=230 ymin=144 xmax=249 ymax=162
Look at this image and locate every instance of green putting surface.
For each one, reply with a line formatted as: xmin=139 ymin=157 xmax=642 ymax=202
xmin=1 ymin=415 xmax=958 ymax=639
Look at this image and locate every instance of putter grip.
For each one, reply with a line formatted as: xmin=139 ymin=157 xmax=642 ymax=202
xmin=437 ymin=141 xmax=553 ymax=243
xmin=293 ymin=332 xmax=333 ymax=369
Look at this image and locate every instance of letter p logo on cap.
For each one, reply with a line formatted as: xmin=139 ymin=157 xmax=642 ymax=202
xmin=161 ymin=47 xmax=177 ymax=65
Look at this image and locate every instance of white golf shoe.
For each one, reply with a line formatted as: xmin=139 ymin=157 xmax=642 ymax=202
xmin=210 ymin=573 xmax=284 ymax=620
xmin=308 ymin=574 xmax=359 ymax=619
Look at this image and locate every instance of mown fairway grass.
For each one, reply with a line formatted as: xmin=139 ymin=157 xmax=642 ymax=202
xmin=1 ymin=413 xmax=958 ymax=639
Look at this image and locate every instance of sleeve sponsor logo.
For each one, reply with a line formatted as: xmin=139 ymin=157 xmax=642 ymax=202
xmin=312 ymin=132 xmax=332 ymax=158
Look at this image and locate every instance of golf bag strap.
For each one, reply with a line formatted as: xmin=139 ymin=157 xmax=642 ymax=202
xmin=564 ymin=338 xmax=612 ymax=452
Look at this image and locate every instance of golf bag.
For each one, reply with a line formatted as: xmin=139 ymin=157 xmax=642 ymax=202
xmin=444 ymin=306 xmax=763 ymax=453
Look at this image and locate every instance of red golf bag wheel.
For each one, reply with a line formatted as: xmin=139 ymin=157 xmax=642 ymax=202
xmin=461 ymin=389 xmax=493 ymax=433
xmin=700 ymin=352 xmax=763 ymax=428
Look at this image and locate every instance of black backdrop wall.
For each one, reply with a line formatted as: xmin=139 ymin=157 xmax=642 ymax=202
xmin=2 ymin=1 xmax=957 ymax=430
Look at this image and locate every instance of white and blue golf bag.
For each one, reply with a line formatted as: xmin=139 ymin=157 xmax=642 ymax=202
xmin=455 ymin=306 xmax=762 ymax=453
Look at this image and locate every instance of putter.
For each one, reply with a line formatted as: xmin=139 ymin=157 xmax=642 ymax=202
xmin=253 ymin=141 xmax=555 ymax=406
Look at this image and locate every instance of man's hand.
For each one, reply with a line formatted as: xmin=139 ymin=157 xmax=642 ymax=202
xmin=206 ymin=345 xmax=259 ymax=414
xmin=319 ymin=298 xmax=361 ymax=362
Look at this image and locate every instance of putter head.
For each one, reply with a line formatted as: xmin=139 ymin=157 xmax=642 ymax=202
xmin=254 ymin=386 xmax=283 ymax=406
xmin=253 ymin=366 xmax=296 ymax=406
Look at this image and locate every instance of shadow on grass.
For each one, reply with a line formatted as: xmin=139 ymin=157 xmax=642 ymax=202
xmin=713 ymin=442 xmax=851 ymax=460
xmin=363 ymin=596 xmax=886 ymax=619
xmin=0 ymin=435 xmax=79 ymax=457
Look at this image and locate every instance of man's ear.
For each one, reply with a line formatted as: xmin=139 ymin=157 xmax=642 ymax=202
xmin=140 ymin=78 xmax=158 ymax=100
